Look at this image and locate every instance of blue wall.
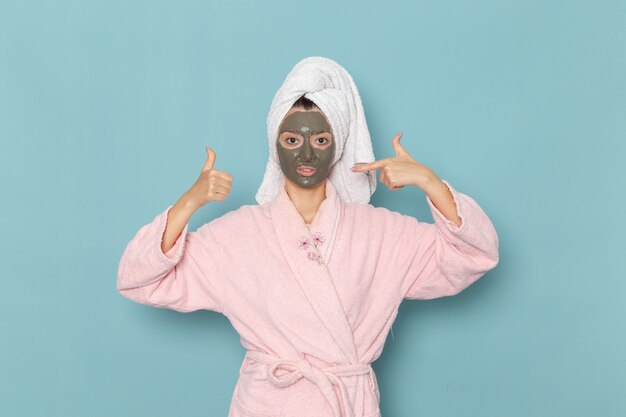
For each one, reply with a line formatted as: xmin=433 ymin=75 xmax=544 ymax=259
xmin=1 ymin=0 xmax=624 ymax=416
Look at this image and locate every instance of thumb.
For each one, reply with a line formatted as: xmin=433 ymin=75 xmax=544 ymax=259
xmin=392 ymin=132 xmax=408 ymax=157
xmin=202 ymin=146 xmax=216 ymax=172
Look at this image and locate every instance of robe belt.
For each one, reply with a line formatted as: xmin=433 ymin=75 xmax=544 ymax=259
xmin=245 ymin=350 xmax=373 ymax=417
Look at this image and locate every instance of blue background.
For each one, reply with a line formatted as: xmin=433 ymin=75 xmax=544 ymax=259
xmin=1 ymin=0 xmax=624 ymax=416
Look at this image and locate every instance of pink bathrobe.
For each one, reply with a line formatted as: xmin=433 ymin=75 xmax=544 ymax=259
xmin=117 ymin=177 xmax=499 ymax=417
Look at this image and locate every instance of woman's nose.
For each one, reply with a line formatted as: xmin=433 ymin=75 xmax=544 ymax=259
xmin=298 ymin=140 xmax=315 ymax=161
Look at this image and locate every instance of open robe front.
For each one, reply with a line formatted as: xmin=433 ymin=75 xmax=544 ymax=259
xmin=117 ymin=177 xmax=499 ymax=417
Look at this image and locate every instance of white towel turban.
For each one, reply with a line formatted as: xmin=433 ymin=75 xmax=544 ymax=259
xmin=255 ymin=56 xmax=377 ymax=205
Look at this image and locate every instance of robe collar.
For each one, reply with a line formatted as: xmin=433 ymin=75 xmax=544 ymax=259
xmin=268 ymin=176 xmax=357 ymax=363
xmin=268 ymin=178 xmax=367 ymax=416
xmin=270 ymin=176 xmax=343 ymax=266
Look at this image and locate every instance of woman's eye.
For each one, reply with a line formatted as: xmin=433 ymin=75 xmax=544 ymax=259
xmin=317 ymin=138 xmax=328 ymax=145
xmin=286 ymin=137 xmax=297 ymax=144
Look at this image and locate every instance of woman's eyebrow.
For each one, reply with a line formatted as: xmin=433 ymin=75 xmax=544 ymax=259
xmin=282 ymin=130 xmax=304 ymax=136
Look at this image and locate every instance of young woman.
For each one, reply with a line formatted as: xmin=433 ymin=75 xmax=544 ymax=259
xmin=117 ymin=56 xmax=499 ymax=417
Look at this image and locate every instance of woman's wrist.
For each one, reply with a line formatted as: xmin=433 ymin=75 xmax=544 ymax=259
xmin=410 ymin=167 xmax=440 ymax=191
xmin=178 ymin=190 xmax=203 ymax=214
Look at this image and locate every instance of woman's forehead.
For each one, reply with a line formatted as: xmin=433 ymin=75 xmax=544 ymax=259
xmin=279 ymin=108 xmax=332 ymax=132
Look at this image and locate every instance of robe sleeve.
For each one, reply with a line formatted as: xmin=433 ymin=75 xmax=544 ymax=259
xmin=116 ymin=204 xmax=229 ymax=313
xmin=398 ymin=179 xmax=500 ymax=300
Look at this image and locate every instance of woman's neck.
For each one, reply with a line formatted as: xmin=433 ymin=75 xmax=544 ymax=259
xmin=284 ymin=179 xmax=327 ymax=225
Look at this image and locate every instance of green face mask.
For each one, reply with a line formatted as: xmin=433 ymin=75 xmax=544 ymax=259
xmin=276 ymin=110 xmax=336 ymax=189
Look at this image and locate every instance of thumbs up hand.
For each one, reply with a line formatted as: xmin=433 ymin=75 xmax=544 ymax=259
xmin=350 ymin=133 xmax=437 ymax=191
xmin=186 ymin=147 xmax=233 ymax=209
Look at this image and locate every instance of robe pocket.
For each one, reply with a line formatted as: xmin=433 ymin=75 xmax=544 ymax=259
xmin=232 ymin=394 xmax=284 ymax=417
xmin=232 ymin=375 xmax=284 ymax=417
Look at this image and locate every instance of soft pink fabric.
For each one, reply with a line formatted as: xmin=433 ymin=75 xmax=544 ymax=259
xmin=117 ymin=177 xmax=499 ymax=417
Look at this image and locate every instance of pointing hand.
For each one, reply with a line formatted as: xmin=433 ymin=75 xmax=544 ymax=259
xmin=350 ymin=133 xmax=436 ymax=191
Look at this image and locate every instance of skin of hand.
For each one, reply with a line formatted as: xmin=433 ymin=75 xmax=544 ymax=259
xmin=161 ymin=147 xmax=233 ymax=254
xmin=351 ymin=133 xmax=463 ymax=227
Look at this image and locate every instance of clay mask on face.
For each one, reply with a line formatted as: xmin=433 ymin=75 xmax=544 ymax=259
xmin=276 ymin=110 xmax=336 ymax=189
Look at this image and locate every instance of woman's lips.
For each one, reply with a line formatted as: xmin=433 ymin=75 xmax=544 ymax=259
xmin=297 ymin=166 xmax=317 ymax=176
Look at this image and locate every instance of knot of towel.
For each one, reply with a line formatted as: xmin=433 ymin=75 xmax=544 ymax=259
xmin=245 ymin=350 xmax=374 ymax=417
xmin=256 ymin=56 xmax=377 ymax=206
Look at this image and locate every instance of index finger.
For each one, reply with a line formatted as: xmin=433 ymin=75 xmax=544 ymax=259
xmin=351 ymin=159 xmax=386 ymax=172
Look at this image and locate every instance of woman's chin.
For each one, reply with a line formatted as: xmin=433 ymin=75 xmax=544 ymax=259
xmin=285 ymin=175 xmax=326 ymax=189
